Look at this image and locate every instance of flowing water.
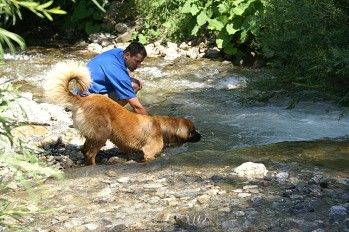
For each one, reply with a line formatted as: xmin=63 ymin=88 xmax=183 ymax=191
xmin=2 ymin=45 xmax=349 ymax=231
xmin=1 ymin=46 xmax=349 ymax=168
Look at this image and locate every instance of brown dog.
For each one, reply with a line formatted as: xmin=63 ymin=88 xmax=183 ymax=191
xmin=45 ymin=61 xmax=201 ymax=165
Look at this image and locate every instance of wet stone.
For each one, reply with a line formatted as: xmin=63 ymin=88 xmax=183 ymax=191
xmin=329 ymin=205 xmax=348 ymax=224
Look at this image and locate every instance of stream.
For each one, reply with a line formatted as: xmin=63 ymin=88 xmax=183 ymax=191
xmin=2 ymin=46 xmax=349 ymax=152
xmin=1 ymin=45 xmax=349 ymax=231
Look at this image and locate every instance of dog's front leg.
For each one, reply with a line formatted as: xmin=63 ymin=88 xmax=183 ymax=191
xmin=142 ymin=153 xmax=157 ymax=162
xmin=141 ymin=140 xmax=163 ymax=162
xmin=82 ymin=138 xmax=106 ymax=165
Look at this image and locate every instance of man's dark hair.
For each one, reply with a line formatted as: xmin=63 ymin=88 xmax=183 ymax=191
xmin=124 ymin=41 xmax=147 ymax=57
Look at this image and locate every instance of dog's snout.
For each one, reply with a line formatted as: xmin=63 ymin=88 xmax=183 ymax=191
xmin=188 ymin=130 xmax=201 ymax=143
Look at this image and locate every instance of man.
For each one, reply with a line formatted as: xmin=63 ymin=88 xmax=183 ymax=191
xmin=86 ymin=41 xmax=149 ymax=115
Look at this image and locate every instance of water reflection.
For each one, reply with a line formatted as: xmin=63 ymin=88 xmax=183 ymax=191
xmin=168 ymin=139 xmax=349 ymax=173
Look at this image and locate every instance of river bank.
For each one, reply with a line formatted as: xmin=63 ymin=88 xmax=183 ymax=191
xmin=1 ymin=40 xmax=349 ymax=231
xmin=1 ymin=91 xmax=349 ymax=231
xmin=3 ymin=151 xmax=349 ymax=231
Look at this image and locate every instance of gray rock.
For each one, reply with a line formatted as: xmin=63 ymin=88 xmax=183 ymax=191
xmin=329 ymin=205 xmax=348 ymax=224
xmin=115 ymin=23 xmax=128 ymax=33
xmin=234 ymin=162 xmax=268 ymax=179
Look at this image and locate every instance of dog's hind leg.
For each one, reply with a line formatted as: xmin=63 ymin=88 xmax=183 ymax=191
xmin=81 ymin=138 xmax=107 ymax=165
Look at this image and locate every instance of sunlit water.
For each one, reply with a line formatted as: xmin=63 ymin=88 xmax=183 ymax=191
xmin=1 ymin=48 xmax=348 ymax=168
xmin=2 ymin=47 xmax=349 ymax=231
xmin=137 ymin=57 xmax=349 ymax=152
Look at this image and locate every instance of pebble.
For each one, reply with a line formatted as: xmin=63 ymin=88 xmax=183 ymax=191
xmin=106 ymin=170 xmax=118 ymax=177
xmin=276 ymin=171 xmax=289 ymax=183
xmin=116 ymin=177 xmax=129 ymax=183
xmin=238 ymin=193 xmax=252 ymax=198
xmin=197 ymin=195 xmax=210 ymax=204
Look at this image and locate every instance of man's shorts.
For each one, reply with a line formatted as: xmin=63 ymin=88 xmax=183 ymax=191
xmin=106 ymin=90 xmax=120 ymax=102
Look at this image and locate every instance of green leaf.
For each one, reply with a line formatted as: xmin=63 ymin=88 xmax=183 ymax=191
xmin=36 ymin=0 xmax=53 ymax=10
xmin=216 ymin=38 xmax=223 ymax=49
xmin=232 ymin=16 xmax=244 ymax=28
xmin=223 ymin=43 xmax=238 ymax=55
xmin=254 ymin=0 xmax=265 ymax=11
xmin=240 ymin=30 xmax=248 ymax=42
xmin=138 ymin=34 xmax=148 ymax=44
xmin=16 ymin=2 xmax=39 ymax=8
xmin=26 ymin=7 xmax=45 ymax=18
xmin=204 ymin=0 xmax=212 ymax=8
xmin=43 ymin=11 xmax=53 ymax=21
xmin=191 ymin=4 xmax=200 ymax=16
xmin=0 ymin=28 xmax=26 ymax=56
xmin=208 ymin=19 xmax=224 ymax=31
xmin=181 ymin=1 xmax=192 ymax=13
xmin=216 ymin=29 xmax=232 ymax=49
xmin=91 ymin=0 xmax=106 ymax=13
xmin=233 ymin=6 xmax=245 ymax=16
xmin=92 ymin=11 xmax=103 ymax=20
xmin=218 ymin=2 xmax=229 ymax=14
xmin=163 ymin=21 xmax=171 ymax=28
xmin=226 ymin=24 xmax=239 ymax=35
xmin=233 ymin=0 xmax=246 ymax=6
xmin=197 ymin=11 xmax=208 ymax=26
xmin=206 ymin=7 xmax=213 ymax=18
xmin=47 ymin=8 xmax=67 ymax=15
xmin=71 ymin=3 xmax=94 ymax=22
xmin=191 ymin=25 xmax=200 ymax=36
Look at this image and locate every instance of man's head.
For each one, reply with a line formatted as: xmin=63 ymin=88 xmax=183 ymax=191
xmin=124 ymin=41 xmax=147 ymax=72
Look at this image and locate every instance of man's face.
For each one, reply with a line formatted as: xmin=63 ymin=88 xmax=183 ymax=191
xmin=124 ymin=52 xmax=145 ymax=72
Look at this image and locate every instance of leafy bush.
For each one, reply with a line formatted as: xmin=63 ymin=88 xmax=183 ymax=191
xmin=131 ymin=0 xmax=266 ymax=61
xmin=257 ymin=0 xmax=349 ymax=105
xmin=0 ymin=83 xmax=62 ymax=230
xmin=61 ymin=0 xmax=108 ymax=35
xmin=0 ymin=0 xmax=66 ymax=57
xmin=180 ymin=0 xmax=265 ymax=57
xmin=132 ymin=0 xmax=189 ymax=43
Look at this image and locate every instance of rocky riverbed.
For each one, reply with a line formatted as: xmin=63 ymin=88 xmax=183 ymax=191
xmin=1 ymin=90 xmax=349 ymax=231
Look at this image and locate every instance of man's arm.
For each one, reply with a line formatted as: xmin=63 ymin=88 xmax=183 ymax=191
xmin=127 ymin=97 xmax=149 ymax=115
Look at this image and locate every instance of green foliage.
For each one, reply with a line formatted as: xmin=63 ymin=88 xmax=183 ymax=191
xmin=133 ymin=0 xmax=189 ymax=43
xmin=0 ymin=0 xmax=65 ymax=24
xmin=257 ymin=0 xmax=349 ymax=105
xmin=61 ymin=0 xmax=108 ymax=35
xmin=14 ymin=0 xmax=66 ymax=21
xmin=181 ymin=0 xmax=265 ymax=55
xmin=0 ymin=28 xmax=25 ymax=60
xmin=0 ymin=83 xmax=63 ymax=230
xmin=0 ymin=0 xmax=67 ymax=58
xmin=132 ymin=0 xmax=266 ymax=53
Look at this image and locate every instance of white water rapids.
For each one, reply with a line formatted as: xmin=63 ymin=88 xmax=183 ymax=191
xmin=1 ymin=50 xmax=349 ymax=154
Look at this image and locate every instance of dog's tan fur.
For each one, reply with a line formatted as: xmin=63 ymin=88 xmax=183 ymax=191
xmin=45 ymin=61 xmax=201 ymax=165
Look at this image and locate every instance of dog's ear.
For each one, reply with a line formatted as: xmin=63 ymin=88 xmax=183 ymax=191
xmin=176 ymin=118 xmax=194 ymax=140
xmin=176 ymin=118 xmax=201 ymax=143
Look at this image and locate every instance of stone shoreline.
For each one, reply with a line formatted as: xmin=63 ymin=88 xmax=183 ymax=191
xmin=1 ymin=35 xmax=348 ymax=230
xmin=1 ymin=92 xmax=349 ymax=231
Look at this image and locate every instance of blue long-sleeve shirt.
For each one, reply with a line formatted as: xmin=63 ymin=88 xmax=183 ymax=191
xmin=86 ymin=48 xmax=136 ymax=100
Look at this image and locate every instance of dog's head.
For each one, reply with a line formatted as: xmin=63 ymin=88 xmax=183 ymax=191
xmin=154 ymin=116 xmax=201 ymax=147
xmin=176 ymin=117 xmax=201 ymax=143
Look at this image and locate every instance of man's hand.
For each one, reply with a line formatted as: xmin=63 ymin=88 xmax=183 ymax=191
xmin=131 ymin=77 xmax=143 ymax=90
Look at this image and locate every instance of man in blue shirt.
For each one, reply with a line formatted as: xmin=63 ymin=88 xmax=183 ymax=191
xmin=86 ymin=41 xmax=149 ymax=115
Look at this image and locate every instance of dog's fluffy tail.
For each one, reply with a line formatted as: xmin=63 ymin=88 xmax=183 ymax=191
xmin=45 ymin=60 xmax=91 ymax=110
